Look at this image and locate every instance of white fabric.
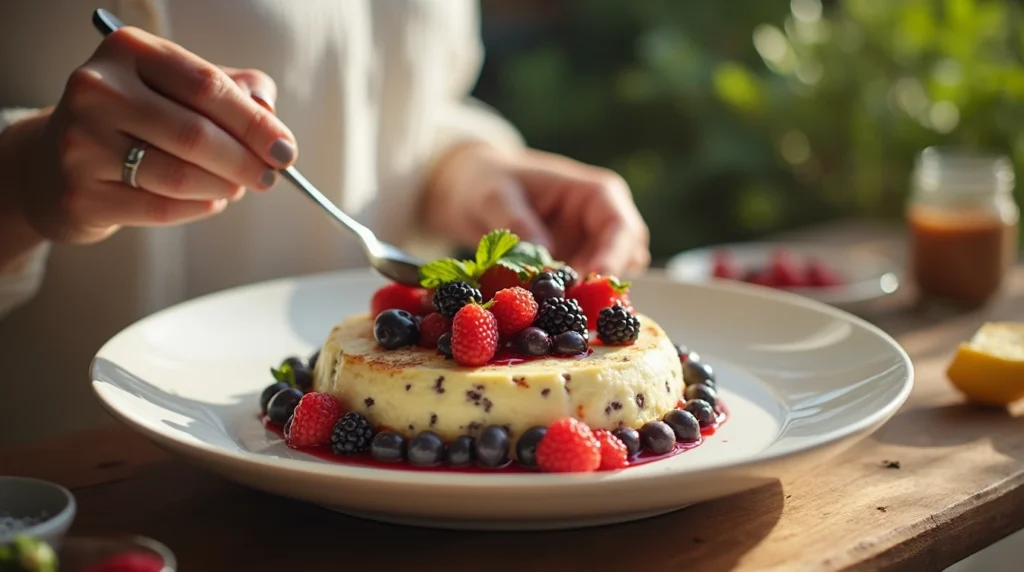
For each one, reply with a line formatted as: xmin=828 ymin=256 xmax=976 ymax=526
xmin=0 ymin=0 xmax=523 ymax=319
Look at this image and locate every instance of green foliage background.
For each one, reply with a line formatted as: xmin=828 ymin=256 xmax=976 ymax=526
xmin=476 ymin=0 xmax=1024 ymax=260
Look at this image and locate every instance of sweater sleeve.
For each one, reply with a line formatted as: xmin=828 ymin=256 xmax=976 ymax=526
xmin=0 ymin=107 xmax=50 ymax=320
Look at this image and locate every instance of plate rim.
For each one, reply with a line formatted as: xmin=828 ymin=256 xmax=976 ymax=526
xmin=90 ymin=268 xmax=914 ymax=490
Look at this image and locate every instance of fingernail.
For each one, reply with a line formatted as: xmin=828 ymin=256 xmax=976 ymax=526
xmin=251 ymin=91 xmax=276 ymax=113
xmin=260 ymin=168 xmax=278 ymax=189
xmin=212 ymin=199 xmax=228 ymax=212
xmin=269 ymin=138 xmax=296 ymax=166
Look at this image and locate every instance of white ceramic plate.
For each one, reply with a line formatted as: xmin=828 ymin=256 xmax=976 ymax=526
xmin=90 ymin=269 xmax=913 ymax=530
xmin=665 ymin=242 xmax=902 ymax=307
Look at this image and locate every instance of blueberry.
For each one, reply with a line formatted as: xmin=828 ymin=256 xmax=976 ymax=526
xmin=308 ymin=349 xmax=321 ymax=369
xmin=684 ymin=399 xmax=717 ymax=428
xmin=639 ymin=421 xmax=676 ymax=454
xmin=552 ymin=331 xmax=589 ymax=355
xmin=260 ymin=382 xmax=289 ymax=415
xmin=374 ymin=309 xmax=419 ymax=349
xmin=447 ymin=435 xmax=475 ymax=467
xmin=283 ymin=356 xmax=305 ymax=372
xmin=292 ymin=364 xmax=314 ymax=392
xmin=683 ymin=359 xmax=715 ymax=387
xmin=515 ymin=426 xmax=547 ymax=467
xmin=475 ymin=425 xmax=510 ymax=468
xmin=684 ymin=384 xmax=717 ymax=409
xmin=515 ymin=327 xmax=552 ymax=356
xmin=407 ymin=431 xmax=446 ymax=467
xmin=370 ymin=431 xmax=407 ymax=463
xmin=531 ymin=278 xmax=565 ymax=304
xmin=611 ymin=427 xmax=642 ymax=456
xmin=663 ymin=409 xmax=701 ymax=442
xmin=267 ymin=387 xmax=303 ymax=425
xmin=437 ymin=332 xmax=453 ymax=359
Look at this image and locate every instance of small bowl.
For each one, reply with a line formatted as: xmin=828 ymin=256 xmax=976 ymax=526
xmin=58 ymin=535 xmax=176 ymax=572
xmin=0 ymin=476 xmax=77 ymax=550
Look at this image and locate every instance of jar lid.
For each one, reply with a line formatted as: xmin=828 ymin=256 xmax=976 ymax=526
xmin=915 ymin=147 xmax=1015 ymax=197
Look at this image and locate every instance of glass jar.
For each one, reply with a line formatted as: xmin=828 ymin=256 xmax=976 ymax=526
xmin=906 ymin=147 xmax=1019 ymax=307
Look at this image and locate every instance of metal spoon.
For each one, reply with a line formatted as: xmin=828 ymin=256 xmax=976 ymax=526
xmin=91 ymin=9 xmax=424 ymax=287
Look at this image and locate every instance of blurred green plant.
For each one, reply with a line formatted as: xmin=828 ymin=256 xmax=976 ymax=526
xmin=483 ymin=0 xmax=1024 ymax=259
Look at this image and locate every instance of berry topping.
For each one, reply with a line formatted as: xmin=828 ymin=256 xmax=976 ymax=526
xmin=374 ymin=309 xmax=420 ymax=350
xmin=768 ymin=249 xmax=806 ymax=288
xmin=417 ymin=312 xmax=452 ymax=349
xmin=371 ymin=282 xmax=430 ymax=318
xmin=370 ymin=431 xmax=407 ymax=463
xmin=266 ymin=387 xmax=303 ymax=425
xmin=639 ymin=421 xmax=676 ymax=454
xmin=530 ymin=276 xmax=566 ymax=304
xmin=663 ymin=408 xmax=702 ymax=442
xmin=330 ymin=412 xmax=376 ymax=455
xmin=684 ymin=399 xmax=717 ymax=428
xmin=515 ymin=426 xmax=548 ymax=468
xmin=432 ymin=281 xmax=483 ymax=317
xmin=535 ymin=417 xmax=601 ymax=473
xmin=552 ymin=330 xmax=589 ymax=355
xmin=567 ymin=275 xmax=632 ymax=330
xmin=260 ymin=382 xmax=290 ymax=415
xmin=611 ymin=427 xmax=641 ymax=457
xmin=514 ymin=326 xmax=553 ymax=356
xmin=594 ymin=429 xmax=629 ymax=470
xmin=675 ymin=344 xmax=689 ymax=361
xmin=684 ymin=383 xmax=718 ymax=409
xmin=271 ymin=358 xmax=313 ymax=393
xmin=451 ymin=304 xmax=500 ymax=366
xmin=596 ymin=305 xmax=641 ymax=345
xmin=80 ymin=553 xmax=165 ymax=572
xmin=683 ymin=359 xmax=715 ymax=387
xmin=436 ymin=332 xmax=453 ymax=359
xmin=287 ymin=393 xmax=343 ymax=448
xmin=479 ymin=265 xmax=526 ymax=301
xmin=805 ymin=258 xmax=842 ymax=287
xmin=552 ymin=265 xmax=579 ymax=290
xmin=447 ymin=435 xmax=476 ymax=467
xmin=490 ymin=286 xmax=538 ymax=336
xmin=710 ymin=250 xmax=741 ymax=280
xmin=475 ymin=425 xmax=511 ymax=468
xmin=407 ymin=431 xmax=446 ymax=467
xmin=533 ymin=297 xmax=588 ymax=337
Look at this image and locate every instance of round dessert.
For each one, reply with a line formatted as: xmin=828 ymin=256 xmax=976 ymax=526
xmin=311 ymin=312 xmax=683 ymax=443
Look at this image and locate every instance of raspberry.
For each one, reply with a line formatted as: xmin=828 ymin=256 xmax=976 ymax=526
xmin=768 ymin=249 xmax=805 ymax=288
xmin=535 ymin=417 xmax=601 ymax=473
xmin=417 ymin=312 xmax=452 ymax=348
xmin=371 ymin=283 xmax=430 ymax=318
xmin=80 ymin=553 xmax=165 ymax=572
xmin=594 ymin=429 xmax=629 ymax=470
xmin=567 ymin=275 xmax=633 ymax=330
xmin=533 ymin=297 xmax=588 ymax=337
xmin=451 ymin=303 xmax=499 ymax=366
xmin=596 ymin=304 xmax=640 ymax=345
xmin=330 ymin=412 xmax=375 ymax=455
xmin=479 ymin=265 xmax=526 ymax=301
xmin=286 ymin=392 xmax=343 ymax=448
xmin=433 ymin=281 xmax=483 ymax=317
xmin=490 ymin=286 xmax=538 ymax=336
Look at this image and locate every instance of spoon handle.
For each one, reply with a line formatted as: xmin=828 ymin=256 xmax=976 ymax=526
xmin=90 ymin=9 xmax=378 ymax=250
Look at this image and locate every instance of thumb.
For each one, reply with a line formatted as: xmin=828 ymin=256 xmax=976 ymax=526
xmin=480 ymin=175 xmax=553 ymax=250
xmin=221 ymin=66 xmax=278 ymax=113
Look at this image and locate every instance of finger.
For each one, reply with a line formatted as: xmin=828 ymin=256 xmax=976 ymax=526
xmin=223 ymin=67 xmax=277 ymax=113
xmin=83 ymin=182 xmax=228 ymax=228
xmin=477 ymin=177 xmax=553 ymax=249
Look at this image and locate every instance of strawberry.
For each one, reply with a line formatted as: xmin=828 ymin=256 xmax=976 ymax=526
xmin=566 ymin=275 xmax=633 ymax=330
xmin=451 ymin=303 xmax=500 ymax=366
xmin=417 ymin=312 xmax=452 ymax=348
xmin=768 ymin=249 xmax=805 ymax=288
xmin=479 ymin=265 xmax=526 ymax=301
xmin=594 ymin=429 xmax=629 ymax=470
xmin=710 ymin=250 xmax=741 ymax=280
xmin=805 ymin=258 xmax=842 ymax=287
xmin=286 ymin=392 xmax=343 ymax=448
xmin=489 ymin=286 xmax=538 ymax=336
xmin=371 ymin=283 xmax=430 ymax=318
xmin=80 ymin=553 xmax=165 ymax=572
xmin=535 ymin=417 xmax=601 ymax=473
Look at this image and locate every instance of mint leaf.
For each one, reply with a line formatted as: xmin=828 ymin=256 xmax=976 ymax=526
xmin=418 ymin=258 xmax=476 ymax=288
xmin=271 ymin=364 xmax=296 ymax=386
xmin=474 ymin=229 xmax=519 ymax=272
xmin=495 ymin=258 xmax=534 ymax=280
xmin=505 ymin=241 xmax=555 ymax=268
xmin=609 ymin=276 xmax=631 ymax=293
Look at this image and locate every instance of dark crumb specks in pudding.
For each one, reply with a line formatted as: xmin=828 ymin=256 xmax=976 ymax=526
xmin=541 ymin=388 xmax=551 ymax=398
xmin=405 ymin=384 xmax=411 ymax=391
xmin=434 ymin=376 xmax=445 ymax=394
xmin=364 ymin=397 xmax=375 ymax=408
xmin=635 ymin=393 xmax=645 ymax=409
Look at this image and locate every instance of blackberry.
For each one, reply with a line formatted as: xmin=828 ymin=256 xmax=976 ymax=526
xmin=553 ymin=266 xmax=579 ymax=290
xmin=432 ymin=281 xmax=483 ymax=317
xmin=596 ymin=305 xmax=640 ymax=345
xmin=533 ymin=297 xmax=588 ymax=337
xmin=330 ymin=412 xmax=375 ymax=455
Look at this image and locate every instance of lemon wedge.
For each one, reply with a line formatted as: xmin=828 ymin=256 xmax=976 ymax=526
xmin=946 ymin=322 xmax=1024 ymax=406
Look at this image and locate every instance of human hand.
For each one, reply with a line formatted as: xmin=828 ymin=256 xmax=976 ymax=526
xmin=4 ymin=26 xmax=297 ymax=244
xmin=423 ymin=143 xmax=650 ymax=276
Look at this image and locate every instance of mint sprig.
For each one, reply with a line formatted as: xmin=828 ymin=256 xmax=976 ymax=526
xmin=271 ymin=363 xmax=296 ymax=386
xmin=417 ymin=229 xmax=568 ymax=288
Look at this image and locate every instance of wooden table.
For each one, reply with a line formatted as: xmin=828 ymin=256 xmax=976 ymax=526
xmin=5 ymin=222 xmax=1024 ymax=571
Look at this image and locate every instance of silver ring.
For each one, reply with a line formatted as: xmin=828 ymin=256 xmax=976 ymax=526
xmin=122 ymin=141 xmax=148 ymax=189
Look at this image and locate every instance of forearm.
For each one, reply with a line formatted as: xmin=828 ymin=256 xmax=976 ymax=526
xmin=0 ymin=108 xmax=50 ymax=274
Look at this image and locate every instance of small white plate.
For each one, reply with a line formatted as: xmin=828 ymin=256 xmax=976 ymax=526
xmin=90 ymin=269 xmax=913 ymax=530
xmin=665 ymin=242 xmax=902 ymax=307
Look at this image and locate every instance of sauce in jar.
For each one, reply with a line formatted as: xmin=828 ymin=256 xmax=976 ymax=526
xmin=907 ymin=148 xmax=1019 ymax=307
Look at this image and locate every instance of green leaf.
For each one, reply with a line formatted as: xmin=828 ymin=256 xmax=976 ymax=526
xmin=474 ymin=229 xmax=520 ymax=271
xmin=495 ymin=258 xmax=535 ymax=280
xmin=504 ymin=241 xmax=556 ymax=268
xmin=609 ymin=276 xmax=632 ymax=293
xmin=271 ymin=364 xmax=296 ymax=386
xmin=418 ymin=258 xmax=476 ymax=288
